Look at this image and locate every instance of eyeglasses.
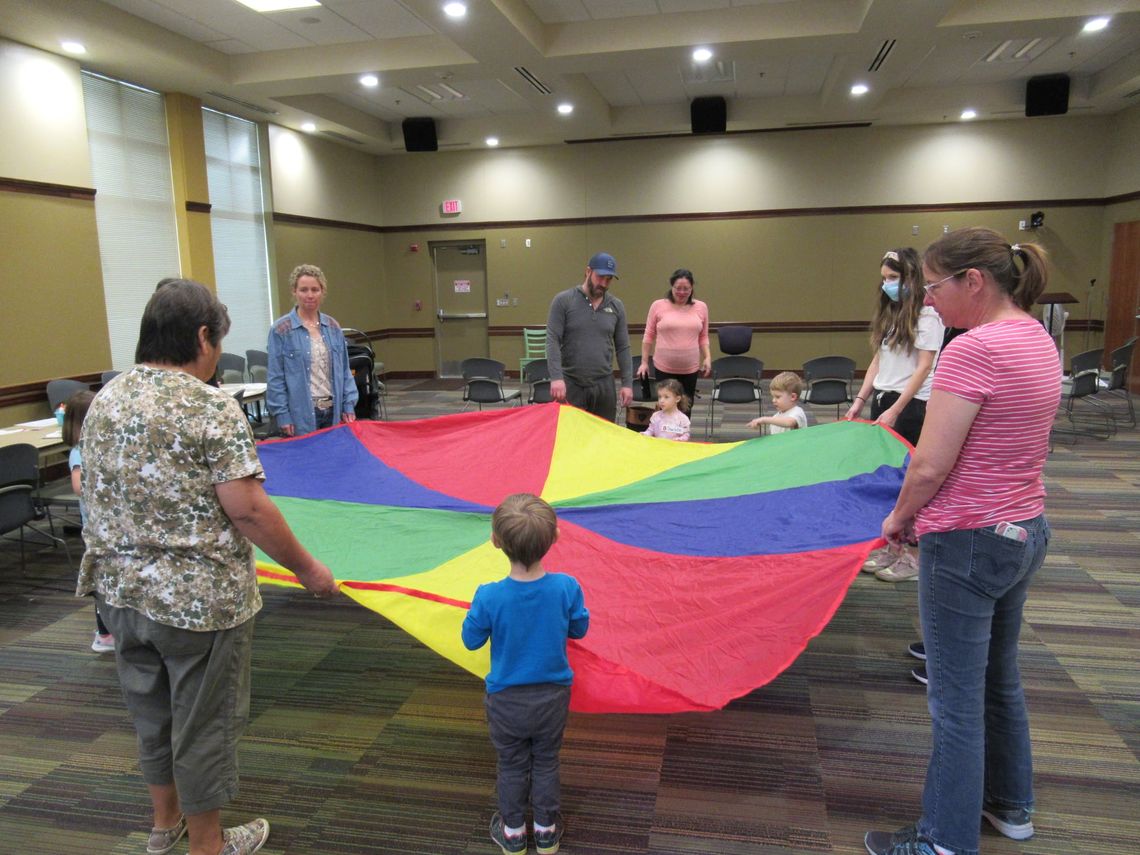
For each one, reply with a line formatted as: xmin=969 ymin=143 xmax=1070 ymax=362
xmin=923 ymin=271 xmax=965 ymax=295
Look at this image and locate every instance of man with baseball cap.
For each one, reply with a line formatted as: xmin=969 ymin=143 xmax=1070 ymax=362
xmin=545 ymin=251 xmax=633 ymax=421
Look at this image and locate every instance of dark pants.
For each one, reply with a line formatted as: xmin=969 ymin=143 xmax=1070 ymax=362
xmin=314 ymin=406 xmax=334 ymax=430
xmin=872 ymin=390 xmax=927 ymax=446
xmin=485 ymin=683 xmax=571 ymax=827
xmin=652 ymin=369 xmax=699 ymax=415
xmin=565 ymin=375 xmax=617 ymax=422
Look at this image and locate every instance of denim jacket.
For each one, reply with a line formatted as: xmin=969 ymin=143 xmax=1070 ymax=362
xmin=266 ymin=308 xmax=358 ymax=436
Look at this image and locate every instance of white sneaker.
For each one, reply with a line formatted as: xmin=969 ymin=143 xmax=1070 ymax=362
xmin=91 ymin=632 xmax=115 ymax=652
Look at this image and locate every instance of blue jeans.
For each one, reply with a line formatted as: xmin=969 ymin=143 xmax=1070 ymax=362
xmin=917 ymin=515 xmax=1050 ymax=855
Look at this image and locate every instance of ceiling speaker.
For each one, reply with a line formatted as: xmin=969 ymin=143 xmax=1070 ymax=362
xmin=402 ymin=117 xmax=438 ymax=152
xmin=690 ymin=96 xmax=726 ymax=135
xmin=1025 ymin=75 xmax=1069 ymax=117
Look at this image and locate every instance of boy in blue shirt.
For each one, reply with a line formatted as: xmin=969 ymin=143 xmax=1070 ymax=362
xmin=462 ymin=493 xmax=590 ymax=855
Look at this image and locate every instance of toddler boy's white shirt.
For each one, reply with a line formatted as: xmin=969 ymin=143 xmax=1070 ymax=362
xmin=768 ymin=404 xmax=807 ymax=435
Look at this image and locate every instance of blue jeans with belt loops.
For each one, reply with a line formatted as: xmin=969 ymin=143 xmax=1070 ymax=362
xmin=916 ymin=515 xmax=1050 ymax=855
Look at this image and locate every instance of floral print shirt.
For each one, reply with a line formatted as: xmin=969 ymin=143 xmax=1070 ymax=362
xmin=76 ymin=365 xmax=264 ymax=630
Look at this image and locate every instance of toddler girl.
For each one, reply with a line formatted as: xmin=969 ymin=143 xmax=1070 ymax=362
xmin=644 ymin=379 xmax=691 ymax=441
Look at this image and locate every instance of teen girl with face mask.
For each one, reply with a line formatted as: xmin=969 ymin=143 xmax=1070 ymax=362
xmin=847 ymin=247 xmax=944 ymax=581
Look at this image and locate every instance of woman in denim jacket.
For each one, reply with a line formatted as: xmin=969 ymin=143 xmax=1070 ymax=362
xmin=267 ymin=264 xmax=358 ymax=436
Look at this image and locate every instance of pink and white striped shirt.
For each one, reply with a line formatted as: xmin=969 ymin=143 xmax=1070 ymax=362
xmin=915 ymin=319 xmax=1061 ymax=536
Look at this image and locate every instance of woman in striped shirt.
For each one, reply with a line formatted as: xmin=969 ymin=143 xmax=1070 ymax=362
xmin=864 ymin=228 xmax=1061 ymax=855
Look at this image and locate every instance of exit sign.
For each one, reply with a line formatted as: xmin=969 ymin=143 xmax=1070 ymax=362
xmin=441 ymin=198 xmax=462 ymax=215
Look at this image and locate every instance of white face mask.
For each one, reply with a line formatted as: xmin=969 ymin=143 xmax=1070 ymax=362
xmin=881 ymin=279 xmax=904 ymax=302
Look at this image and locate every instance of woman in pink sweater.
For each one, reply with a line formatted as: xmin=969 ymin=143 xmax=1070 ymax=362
xmin=636 ymin=268 xmax=711 ymax=414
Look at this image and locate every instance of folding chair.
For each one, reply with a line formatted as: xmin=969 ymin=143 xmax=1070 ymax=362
xmin=461 ymin=358 xmax=521 ymax=410
xmin=520 ymin=328 xmax=547 ymax=378
xmin=802 ymin=355 xmax=855 ymax=419
xmin=705 ymin=355 xmax=763 ymax=438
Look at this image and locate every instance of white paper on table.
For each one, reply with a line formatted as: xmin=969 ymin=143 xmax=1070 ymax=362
xmin=16 ymin=418 xmax=59 ymax=428
xmin=44 ymin=431 xmax=63 ymax=439
xmin=0 ymin=427 xmax=25 ymax=435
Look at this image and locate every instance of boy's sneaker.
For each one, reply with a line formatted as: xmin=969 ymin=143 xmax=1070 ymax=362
xmin=220 ymin=818 xmax=270 ymax=855
xmin=907 ymin=641 xmax=926 ymax=661
xmin=911 ymin=664 xmax=928 ymax=686
xmin=982 ymin=803 xmax=1034 ymax=840
xmin=864 ymin=827 xmax=938 ymax=855
xmin=490 ymin=811 xmax=527 ymax=855
xmin=534 ymin=815 xmax=563 ymax=855
xmin=91 ymin=632 xmax=115 ymax=652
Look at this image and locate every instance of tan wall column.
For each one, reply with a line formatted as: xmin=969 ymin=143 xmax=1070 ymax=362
xmin=165 ymin=91 xmax=216 ymax=287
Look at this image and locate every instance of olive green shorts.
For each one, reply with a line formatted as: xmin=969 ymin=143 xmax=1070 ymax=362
xmin=97 ymin=598 xmax=254 ymax=815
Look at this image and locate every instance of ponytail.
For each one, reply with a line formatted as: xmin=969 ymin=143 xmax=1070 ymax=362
xmin=1010 ymin=243 xmax=1049 ymax=311
xmin=925 ymin=227 xmax=1049 ymax=311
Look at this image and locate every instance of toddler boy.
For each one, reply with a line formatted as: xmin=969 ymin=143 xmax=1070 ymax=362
xmin=462 ymin=493 xmax=590 ymax=855
xmin=749 ymin=371 xmax=808 ymax=434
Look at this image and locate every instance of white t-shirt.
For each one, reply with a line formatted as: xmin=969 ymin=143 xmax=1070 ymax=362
xmin=768 ymin=404 xmax=807 ymax=435
xmin=874 ymin=306 xmax=945 ymax=401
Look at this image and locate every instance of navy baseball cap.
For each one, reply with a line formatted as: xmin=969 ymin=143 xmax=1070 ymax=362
xmin=587 ymin=251 xmax=619 ymax=279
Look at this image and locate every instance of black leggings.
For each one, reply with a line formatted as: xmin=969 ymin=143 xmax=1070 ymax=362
xmin=871 ymin=390 xmax=927 ymax=446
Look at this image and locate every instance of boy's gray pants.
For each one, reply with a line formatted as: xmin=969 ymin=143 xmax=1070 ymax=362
xmin=485 ymin=683 xmax=572 ymax=827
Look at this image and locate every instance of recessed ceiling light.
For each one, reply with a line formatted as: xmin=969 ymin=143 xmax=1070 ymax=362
xmin=1083 ymin=16 xmax=1110 ymax=33
xmin=60 ymin=41 xmax=86 ymax=55
xmin=557 ymin=103 xmax=573 ymax=115
xmin=485 ymin=136 xmax=499 ymax=147
xmin=301 ymin=122 xmax=317 ymax=132
xmin=850 ymin=83 xmax=869 ymax=96
xmin=443 ymin=2 xmax=466 ymax=18
xmin=692 ymin=47 xmax=713 ymax=63
xmin=960 ymin=109 xmax=977 ymax=120
xmin=234 ymin=0 xmax=321 ymax=11
xmin=360 ymin=74 xmax=379 ymax=88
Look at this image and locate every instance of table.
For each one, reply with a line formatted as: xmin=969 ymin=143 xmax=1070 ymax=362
xmin=0 ymin=418 xmax=67 ymax=460
xmin=220 ymin=382 xmax=266 ymax=404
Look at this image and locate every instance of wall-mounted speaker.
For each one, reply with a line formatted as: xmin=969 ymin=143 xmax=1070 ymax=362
xmin=1025 ymin=75 xmax=1069 ymax=117
xmin=402 ymin=117 xmax=438 ymax=152
xmin=690 ymin=96 xmax=726 ymax=135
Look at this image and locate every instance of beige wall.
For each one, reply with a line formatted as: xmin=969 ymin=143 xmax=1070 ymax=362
xmin=267 ymin=125 xmax=384 ymax=225
xmin=377 ymin=116 xmax=1119 ymax=223
xmin=0 ymin=40 xmax=91 ymax=187
xmin=0 ymin=40 xmax=108 ymax=419
xmin=1104 ymin=103 xmax=1140 ymax=197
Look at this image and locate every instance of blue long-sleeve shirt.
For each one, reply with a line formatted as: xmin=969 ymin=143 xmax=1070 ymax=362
xmin=461 ymin=572 xmax=589 ymax=694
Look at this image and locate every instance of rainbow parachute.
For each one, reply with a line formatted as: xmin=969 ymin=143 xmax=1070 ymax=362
xmin=255 ymin=405 xmax=908 ymax=713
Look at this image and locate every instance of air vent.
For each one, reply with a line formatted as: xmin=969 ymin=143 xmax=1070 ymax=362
xmin=320 ymin=130 xmax=362 ymax=145
xmin=514 ymin=67 xmax=552 ymax=95
xmin=983 ymin=37 xmax=1054 ymax=63
xmin=681 ymin=60 xmax=736 ymax=85
xmin=205 ymin=91 xmax=278 ymax=116
xmin=869 ymin=40 xmax=895 ymax=72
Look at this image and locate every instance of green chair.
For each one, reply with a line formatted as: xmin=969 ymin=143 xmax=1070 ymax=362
xmin=520 ymin=327 xmax=547 ymax=378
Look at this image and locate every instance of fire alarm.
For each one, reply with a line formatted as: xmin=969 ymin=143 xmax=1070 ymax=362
xmin=409 ymin=243 xmax=420 ymax=252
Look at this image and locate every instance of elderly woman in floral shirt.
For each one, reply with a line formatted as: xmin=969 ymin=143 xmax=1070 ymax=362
xmin=79 ymin=279 xmax=338 ymax=855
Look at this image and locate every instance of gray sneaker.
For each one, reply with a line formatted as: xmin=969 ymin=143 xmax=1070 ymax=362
xmin=146 ymin=815 xmax=186 ymax=855
xmin=982 ymin=803 xmax=1034 ymax=840
xmin=220 ymin=818 xmax=270 ymax=855
xmin=534 ymin=814 xmax=563 ymax=855
xmin=490 ymin=811 xmax=527 ymax=855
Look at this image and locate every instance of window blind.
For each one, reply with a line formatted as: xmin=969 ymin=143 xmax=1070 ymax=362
xmin=203 ymin=108 xmax=273 ymax=363
xmin=81 ymin=72 xmax=181 ymax=369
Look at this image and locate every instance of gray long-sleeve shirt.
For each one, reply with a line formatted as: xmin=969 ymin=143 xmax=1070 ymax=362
xmin=545 ymin=285 xmax=633 ymax=387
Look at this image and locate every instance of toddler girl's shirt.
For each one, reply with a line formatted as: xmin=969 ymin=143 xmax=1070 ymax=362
xmin=768 ymin=405 xmax=807 ymax=435
xmin=645 ymin=409 xmax=690 ymax=441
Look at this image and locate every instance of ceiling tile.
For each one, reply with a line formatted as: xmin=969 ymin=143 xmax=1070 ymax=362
xmin=525 ymin=0 xmax=591 ymax=24
xmin=100 ymin=0 xmax=230 ymax=43
xmin=320 ymin=0 xmax=435 ymax=38
xmin=586 ymin=71 xmax=643 ymax=106
xmin=581 ymin=0 xmax=659 ymax=21
xmin=657 ymin=0 xmax=730 ymax=13
xmin=268 ymin=8 xmax=375 ymax=46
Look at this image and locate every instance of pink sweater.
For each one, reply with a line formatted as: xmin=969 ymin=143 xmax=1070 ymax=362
xmin=643 ymin=299 xmax=710 ymax=374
